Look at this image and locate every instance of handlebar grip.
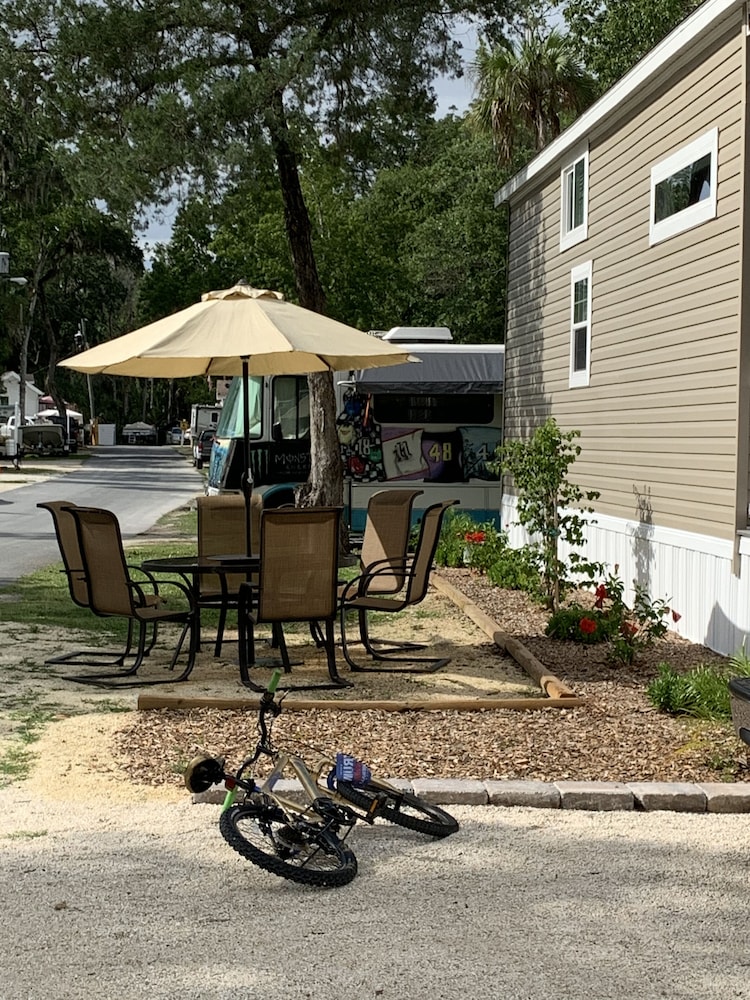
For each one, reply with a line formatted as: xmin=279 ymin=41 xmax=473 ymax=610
xmin=267 ymin=669 xmax=282 ymax=694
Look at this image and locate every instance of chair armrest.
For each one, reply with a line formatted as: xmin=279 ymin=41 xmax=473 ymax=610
xmin=340 ymin=556 xmax=411 ymax=600
xmin=130 ymin=576 xmax=194 ymax=610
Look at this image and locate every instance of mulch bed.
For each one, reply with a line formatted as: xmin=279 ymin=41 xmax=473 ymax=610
xmin=111 ymin=570 xmax=750 ymax=788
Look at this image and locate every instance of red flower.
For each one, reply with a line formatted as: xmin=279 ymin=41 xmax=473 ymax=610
xmin=579 ymin=617 xmax=597 ymax=635
xmin=671 ymin=609 xmax=681 ymax=623
xmin=620 ymin=621 xmax=638 ymax=638
xmin=594 ymin=584 xmax=607 ymax=609
xmin=464 ymin=531 xmax=486 ymax=545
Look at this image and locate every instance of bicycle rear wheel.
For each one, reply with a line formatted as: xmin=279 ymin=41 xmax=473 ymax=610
xmin=219 ymin=800 xmax=358 ymax=888
xmin=336 ymin=779 xmax=459 ymax=838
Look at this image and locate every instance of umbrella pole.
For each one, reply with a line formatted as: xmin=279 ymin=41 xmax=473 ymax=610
xmin=241 ymin=356 xmax=253 ymax=557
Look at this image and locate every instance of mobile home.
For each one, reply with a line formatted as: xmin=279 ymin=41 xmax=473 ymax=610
xmin=495 ymin=0 xmax=750 ymax=655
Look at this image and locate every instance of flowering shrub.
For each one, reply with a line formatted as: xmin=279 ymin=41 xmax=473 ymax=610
xmin=545 ymin=605 xmax=609 ymax=644
xmin=545 ymin=567 xmax=681 ymax=665
xmin=434 ymin=510 xmax=540 ymax=591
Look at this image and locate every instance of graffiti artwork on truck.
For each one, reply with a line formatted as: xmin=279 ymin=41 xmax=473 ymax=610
xmin=338 ymin=390 xmax=502 ymax=485
xmin=337 ymin=389 xmax=385 ymax=482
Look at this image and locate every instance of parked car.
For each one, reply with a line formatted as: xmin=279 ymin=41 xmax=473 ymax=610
xmin=169 ymin=426 xmax=184 ymax=445
xmin=193 ymin=427 xmax=215 ymax=468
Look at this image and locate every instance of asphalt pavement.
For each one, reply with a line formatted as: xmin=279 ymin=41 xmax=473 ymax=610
xmin=0 ymin=445 xmax=203 ymax=586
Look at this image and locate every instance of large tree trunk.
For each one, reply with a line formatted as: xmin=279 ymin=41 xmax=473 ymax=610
xmin=266 ymin=93 xmax=344 ymax=512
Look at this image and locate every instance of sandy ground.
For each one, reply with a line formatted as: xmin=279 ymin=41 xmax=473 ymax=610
xmin=1 ymin=785 xmax=749 ymax=1000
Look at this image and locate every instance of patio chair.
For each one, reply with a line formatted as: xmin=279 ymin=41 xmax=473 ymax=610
xmin=37 ymin=500 xmax=160 ymax=671
xmin=326 ymin=488 xmax=423 ymax=655
xmin=63 ymin=505 xmax=198 ymax=687
xmin=237 ymin=506 xmax=351 ymax=691
xmin=350 ymin=488 xmax=424 ymax=594
xmin=338 ymin=498 xmax=458 ymax=673
xmin=196 ymin=493 xmax=262 ymax=655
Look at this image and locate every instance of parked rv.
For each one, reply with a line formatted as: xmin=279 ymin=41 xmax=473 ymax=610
xmin=206 ymin=328 xmax=504 ymax=534
xmin=188 ymin=403 xmax=222 ymax=445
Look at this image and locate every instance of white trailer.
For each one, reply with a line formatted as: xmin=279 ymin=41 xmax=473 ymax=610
xmin=188 ymin=403 xmax=223 ymax=445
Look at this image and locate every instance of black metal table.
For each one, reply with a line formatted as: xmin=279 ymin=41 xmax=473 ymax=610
xmin=140 ymin=553 xmax=289 ymax=678
xmin=141 ymin=554 xmax=258 ymax=651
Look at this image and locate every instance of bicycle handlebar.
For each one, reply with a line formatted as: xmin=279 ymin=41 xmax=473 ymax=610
xmin=257 ymin=668 xmax=283 ymax=747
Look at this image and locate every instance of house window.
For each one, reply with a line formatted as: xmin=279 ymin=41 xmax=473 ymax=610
xmin=560 ymin=149 xmax=589 ymax=250
xmin=569 ymin=262 xmax=592 ymax=388
xmin=649 ymin=129 xmax=718 ymax=245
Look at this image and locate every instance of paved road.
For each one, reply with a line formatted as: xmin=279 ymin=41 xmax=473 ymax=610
xmin=0 ymin=446 xmax=203 ymax=587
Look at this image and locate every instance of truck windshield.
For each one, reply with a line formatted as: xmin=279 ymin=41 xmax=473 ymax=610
xmin=215 ymin=376 xmax=263 ymax=438
xmin=273 ymin=376 xmax=310 ymax=439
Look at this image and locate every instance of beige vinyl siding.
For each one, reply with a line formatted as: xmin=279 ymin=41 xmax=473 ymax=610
xmin=503 ymin=13 xmax=744 ymax=541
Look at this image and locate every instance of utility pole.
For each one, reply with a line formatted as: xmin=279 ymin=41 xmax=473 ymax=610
xmin=0 ymin=251 xmax=29 ymax=466
xmin=74 ymin=319 xmax=97 ymax=444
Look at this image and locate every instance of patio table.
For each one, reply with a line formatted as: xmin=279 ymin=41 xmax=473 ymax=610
xmin=140 ymin=553 xmax=291 ymax=670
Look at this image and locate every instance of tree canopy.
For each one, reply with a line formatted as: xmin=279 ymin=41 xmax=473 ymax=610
xmin=563 ymin=0 xmax=702 ymax=93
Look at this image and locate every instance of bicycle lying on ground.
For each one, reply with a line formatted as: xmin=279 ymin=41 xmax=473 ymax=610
xmin=184 ymin=669 xmax=459 ymax=888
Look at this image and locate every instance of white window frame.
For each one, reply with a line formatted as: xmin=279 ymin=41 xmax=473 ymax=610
xmin=649 ymin=128 xmax=718 ymax=245
xmin=560 ymin=148 xmax=589 ymax=251
xmin=569 ymin=261 xmax=592 ymax=389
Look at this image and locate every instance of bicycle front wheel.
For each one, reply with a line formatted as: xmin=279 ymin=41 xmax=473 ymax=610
xmin=336 ymin=779 xmax=459 ymax=838
xmin=219 ymin=801 xmax=358 ymax=888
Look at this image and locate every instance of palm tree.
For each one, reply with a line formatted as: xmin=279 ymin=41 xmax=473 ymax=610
xmin=469 ymin=29 xmax=595 ymax=165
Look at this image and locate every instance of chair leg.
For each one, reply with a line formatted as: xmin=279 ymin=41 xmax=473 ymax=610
xmin=47 ymin=617 xmax=142 ymax=669
xmin=322 ymin=619 xmax=351 ymax=688
xmin=214 ymin=601 xmax=229 ymax=657
xmin=65 ymin=616 xmax=196 ymax=688
xmin=340 ymin=607 xmax=449 ymax=674
xmin=63 ymin=621 xmax=150 ymax=685
xmin=238 ymin=592 xmax=266 ymax=692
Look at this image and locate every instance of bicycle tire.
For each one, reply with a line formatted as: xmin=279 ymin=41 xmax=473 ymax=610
xmin=336 ymin=779 xmax=459 ymax=838
xmin=219 ymin=801 xmax=358 ymax=888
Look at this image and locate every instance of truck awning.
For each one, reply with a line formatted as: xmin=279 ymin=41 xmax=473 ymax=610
xmin=354 ymin=346 xmax=504 ymax=395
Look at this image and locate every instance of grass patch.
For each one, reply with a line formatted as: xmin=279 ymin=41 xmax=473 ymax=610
xmin=3 ymin=829 xmax=49 ymax=840
xmin=79 ymin=698 xmax=132 ymax=713
xmin=0 ymin=745 xmax=36 ymax=787
xmin=0 ymin=701 xmax=54 ymax=786
xmin=0 ymin=538 xmax=198 ymax=634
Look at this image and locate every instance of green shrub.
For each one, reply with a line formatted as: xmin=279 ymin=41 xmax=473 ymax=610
xmin=434 ymin=509 xmax=477 ymax=567
xmin=434 ymin=510 xmax=541 ymax=595
xmin=485 ymin=547 xmax=540 ymax=592
xmin=646 ymin=651 xmax=750 ymax=720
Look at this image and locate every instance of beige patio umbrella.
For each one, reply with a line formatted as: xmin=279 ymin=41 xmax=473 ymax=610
xmin=59 ymin=284 xmax=417 ymax=550
xmin=59 ymin=285 xmax=414 ymax=377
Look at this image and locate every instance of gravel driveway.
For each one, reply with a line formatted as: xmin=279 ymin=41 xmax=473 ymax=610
xmin=1 ymin=784 xmax=748 ymax=1000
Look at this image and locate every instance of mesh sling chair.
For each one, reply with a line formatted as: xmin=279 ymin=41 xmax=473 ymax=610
xmin=63 ymin=505 xmax=198 ymax=687
xmin=338 ymin=498 xmax=458 ymax=673
xmin=37 ymin=500 xmax=161 ymax=672
xmin=237 ymin=506 xmax=351 ymax=691
xmin=351 ymin=488 xmax=424 ymax=589
xmin=196 ymin=493 xmax=262 ymax=656
xmin=330 ymin=488 xmax=424 ymax=655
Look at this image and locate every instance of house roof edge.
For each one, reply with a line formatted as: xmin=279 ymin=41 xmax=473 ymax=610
xmin=494 ymin=0 xmax=743 ymax=206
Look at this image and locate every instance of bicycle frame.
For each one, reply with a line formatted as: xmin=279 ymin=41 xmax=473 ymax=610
xmin=218 ymin=670 xmax=359 ymax=839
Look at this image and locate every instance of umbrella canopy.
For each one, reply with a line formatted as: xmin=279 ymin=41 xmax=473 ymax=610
xmin=58 ymin=285 xmax=417 ymax=555
xmin=58 ymin=285 xmax=416 ymax=377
